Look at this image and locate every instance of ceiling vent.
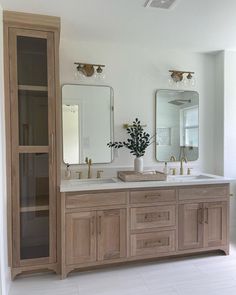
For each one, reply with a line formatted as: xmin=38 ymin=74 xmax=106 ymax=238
xmin=144 ymin=0 xmax=177 ymax=9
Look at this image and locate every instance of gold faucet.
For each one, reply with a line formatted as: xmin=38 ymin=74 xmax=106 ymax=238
xmin=180 ymin=157 xmax=187 ymax=175
xmin=85 ymin=157 xmax=92 ymax=178
xmin=170 ymin=155 xmax=176 ymax=162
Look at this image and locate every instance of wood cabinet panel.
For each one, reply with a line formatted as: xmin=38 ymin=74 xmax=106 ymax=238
xmin=130 ymin=189 xmax=176 ymax=204
xmin=65 ymin=212 xmax=96 ymax=265
xmin=179 ymin=186 xmax=228 ymax=201
xmin=131 ymin=205 xmax=176 ymax=230
xmin=97 ymin=209 xmax=126 ymax=261
xmin=131 ymin=230 xmax=175 ymax=257
xmin=66 ymin=192 xmax=127 ymax=209
xmin=178 ymin=203 xmax=204 ymax=250
xmin=204 ymin=202 xmax=227 ymax=248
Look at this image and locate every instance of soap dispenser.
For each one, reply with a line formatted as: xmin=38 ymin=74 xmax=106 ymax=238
xmin=163 ymin=162 xmax=168 ymax=174
xmin=65 ymin=163 xmax=71 ymax=179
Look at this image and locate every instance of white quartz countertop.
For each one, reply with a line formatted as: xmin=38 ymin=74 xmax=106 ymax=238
xmin=60 ymin=173 xmax=233 ymax=193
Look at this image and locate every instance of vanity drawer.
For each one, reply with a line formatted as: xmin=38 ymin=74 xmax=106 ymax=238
xmin=179 ymin=185 xmax=228 ymax=201
xmin=131 ymin=205 xmax=176 ymax=230
xmin=66 ymin=192 xmax=127 ymax=209
xmin=131 ymin=230 xmax=175 ymax=257
xmin=130 ymin=189 xmax=176 ymax=204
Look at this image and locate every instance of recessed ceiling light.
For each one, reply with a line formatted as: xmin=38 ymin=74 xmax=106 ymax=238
xmin=144 ymin=0 xmax=178 ymax=10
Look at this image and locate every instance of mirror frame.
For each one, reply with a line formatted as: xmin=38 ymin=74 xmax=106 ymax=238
xmin=155 ymin=89 xmax=199 ymax=163
xmin=61 ymin=83 xmax=114 ymax=165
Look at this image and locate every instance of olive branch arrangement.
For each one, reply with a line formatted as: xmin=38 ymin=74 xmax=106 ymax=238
xmin=107 ymin=118 xmax=154 ymax=158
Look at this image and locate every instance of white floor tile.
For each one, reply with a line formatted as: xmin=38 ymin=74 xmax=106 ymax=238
xmin=9 ymin=238 xmax=236 ymax=295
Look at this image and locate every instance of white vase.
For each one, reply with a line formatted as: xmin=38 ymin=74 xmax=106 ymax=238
xmin=134 ymin=157 xmax=143 ymax=173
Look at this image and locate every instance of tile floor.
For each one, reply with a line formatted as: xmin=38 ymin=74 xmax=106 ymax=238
xmin=10 ymin=227 xmax=236 ymax=295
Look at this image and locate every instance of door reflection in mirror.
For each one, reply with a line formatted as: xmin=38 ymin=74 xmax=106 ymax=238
xmin=62 ymin=84 xmax=114 ymax=165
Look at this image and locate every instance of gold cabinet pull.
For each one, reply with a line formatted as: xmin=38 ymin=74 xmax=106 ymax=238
xmin=145 ymin=193 xmax=161 ymax=199
xmin=198 ymin=208 xmax=204 ymax=224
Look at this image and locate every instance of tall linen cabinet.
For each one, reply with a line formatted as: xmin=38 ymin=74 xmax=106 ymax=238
xmin=3 ymin=11 xmax=61 ymax=278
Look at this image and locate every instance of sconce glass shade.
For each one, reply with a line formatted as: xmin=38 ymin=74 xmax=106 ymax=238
xmin=171 ymin=72 xmax=183 ymax=82
xmin=74 ymin=62 xmax=106 ymax=81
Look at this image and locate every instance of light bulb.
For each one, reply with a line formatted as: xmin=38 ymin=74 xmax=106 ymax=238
xmin=96 ymin=66 xmax=105 ymax=80
xmin=183 ymin=76 xmax=188 ymax=86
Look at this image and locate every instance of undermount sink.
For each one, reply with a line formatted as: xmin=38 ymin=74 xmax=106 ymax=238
xmin=167 ymin=174 xmax=215 ymax=182
xmin=68 ymin=178 xmax=117 ymax=185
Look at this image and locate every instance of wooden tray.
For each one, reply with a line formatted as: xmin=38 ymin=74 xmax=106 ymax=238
xmin=117 ymin=170 xmax=167 ymax=182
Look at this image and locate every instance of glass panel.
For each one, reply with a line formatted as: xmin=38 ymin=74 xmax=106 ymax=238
xmin=18 ymin=90 xmax=48 ymax=146
xmin=185 ymin=128 xmax=199 ymax=147
xmin=183 ymin=107 xmax=198 ymax=127
xmin=20 ymin=211 xmax=49 ymax=259
xmin=19 ymin=153 xmax=49 ymax=208
xmin=17 ymin=36 xmax=48 ymax=86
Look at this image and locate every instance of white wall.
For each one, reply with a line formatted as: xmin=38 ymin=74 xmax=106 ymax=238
xmin=221 ymin=51 xmax=236 ymax=227
xmin=213 ymin=50 xmax=236 ymax=228
xmin=224 ymin=51 xmax=236 ymax=178
xmin=0 ymin=5 xmax=10 ymax=295
xmin=60 ymin=38 xmax=217 ymax=175
xmin=214 ymin=51 xmax=225 ymax=176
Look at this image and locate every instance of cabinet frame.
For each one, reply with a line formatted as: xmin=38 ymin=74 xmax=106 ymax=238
xmin=4 ymin=11 xmax=60 ymax=278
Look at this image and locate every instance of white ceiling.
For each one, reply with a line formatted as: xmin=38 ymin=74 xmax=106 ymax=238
xmin=1 ymin=0 xmax=236 ymax=52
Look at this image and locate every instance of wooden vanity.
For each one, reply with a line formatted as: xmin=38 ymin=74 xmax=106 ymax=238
xmin=61 ymin=183 xmax=229 ymax=278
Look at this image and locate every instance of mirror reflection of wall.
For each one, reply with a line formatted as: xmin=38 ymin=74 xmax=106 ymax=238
xmin=62 ymin=84 xmax=114 ymax=165
xmin=156 ymin=90 xmax=199 ymax=162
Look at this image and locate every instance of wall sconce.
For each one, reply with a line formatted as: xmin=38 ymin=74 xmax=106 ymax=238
xmin=74 ymin=62 xmax=105 ymax=80
xmin=123 ymin=123 xmax=147 ymax=129
xmin=169 ymin=70 xmax=195 ymax=87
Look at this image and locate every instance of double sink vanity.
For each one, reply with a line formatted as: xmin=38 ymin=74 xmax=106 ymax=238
xmin=60 ymin=174 xmax=230 ymax=278
xmin=60 ymin=80 xmax=230 ymax=279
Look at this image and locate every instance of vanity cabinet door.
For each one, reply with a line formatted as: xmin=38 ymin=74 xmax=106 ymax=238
xmin=178 ymin=203 xmax=204 ymax=250
xmin=7 ymin=27 xmax=58 ymax=268
xmin=204 ymin=202 xmax=227 ymax=248
xmin=97 ymin=209 xmax=126 ymax=261
xmin=65 ymin=212 xmax=96 ymax=265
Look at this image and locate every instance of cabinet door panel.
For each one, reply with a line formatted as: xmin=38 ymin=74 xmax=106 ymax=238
xmin=204 ymin=202 xmax=227 ymax=247
xmin=97 ymin=209 xmax=126 ymax=261
xmin=66 ymin=212 xmax=96 ymax=265
xmin=178 ymin=203 xmax=203 ymax=250
xmin=9 ymin=28 xmax=57 ymax=267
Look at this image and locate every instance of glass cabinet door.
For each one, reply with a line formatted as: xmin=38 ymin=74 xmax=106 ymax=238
xmin=9 ymin=28 xmax=56 ymax=266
